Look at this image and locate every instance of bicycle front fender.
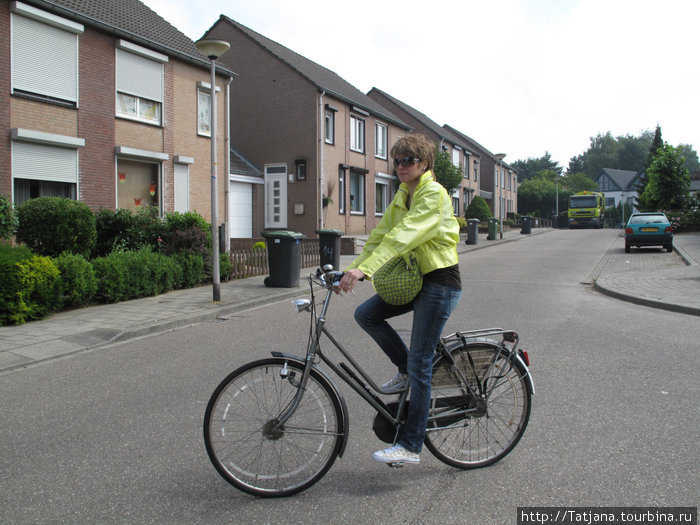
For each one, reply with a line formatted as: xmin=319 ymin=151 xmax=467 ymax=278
xmin=271 ymin=351 xmax=350 ymax=458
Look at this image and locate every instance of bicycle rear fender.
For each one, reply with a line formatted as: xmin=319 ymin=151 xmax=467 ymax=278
xmin=271 ymin=351 xmax=350 ymax=458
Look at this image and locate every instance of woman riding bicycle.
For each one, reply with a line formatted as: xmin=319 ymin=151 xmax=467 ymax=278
xmin=339 ymin=133 xmax=462 ymax=464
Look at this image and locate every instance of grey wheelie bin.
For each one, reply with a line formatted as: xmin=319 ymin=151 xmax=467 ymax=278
xmin=466 ymin=219 xmax=479 ymax=245
xmin=521 ymin=216 xmax=532 ymax=234
xmin=315 ymin=229 xmax=343 ymax=270
xmin=261 ymin=230 xmax=305 ymax=287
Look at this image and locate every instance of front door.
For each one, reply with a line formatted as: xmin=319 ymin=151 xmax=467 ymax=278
xmin=265 ymin=165 xmax=287 ymax=229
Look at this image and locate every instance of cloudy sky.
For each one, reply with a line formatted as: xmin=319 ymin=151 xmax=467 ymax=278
xmin=141 ymin=0 xmax=698 ymax=168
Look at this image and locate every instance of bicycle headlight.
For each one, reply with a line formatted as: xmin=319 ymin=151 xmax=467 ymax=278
xmin=292 ymin=299 xmax=312 ymax=313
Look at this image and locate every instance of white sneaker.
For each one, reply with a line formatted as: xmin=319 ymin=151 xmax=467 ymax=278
xmin=381 ymin=372 xmax=408 ymax=393
xmin=373 ymin=444 xmax=420 ymax=464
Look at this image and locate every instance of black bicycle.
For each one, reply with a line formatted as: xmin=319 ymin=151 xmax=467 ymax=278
xmin=203 ymin=266 xmax=534 ymax=497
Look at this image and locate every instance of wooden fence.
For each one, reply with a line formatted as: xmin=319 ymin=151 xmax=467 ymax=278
xmin=227 ymin=239 xmax=321 ymax=280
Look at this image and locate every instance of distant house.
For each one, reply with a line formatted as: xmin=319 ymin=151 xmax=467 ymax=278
xmin=203 ymin=15 xmax=411 ymax=238
xmin=366 ymin=88 xmax=479 ymax=217
xmin=595 ymin=168 xmax=641 ymax=211
xmin=444 ymin=125 xmax=518 ymax=219
xmin=1 ymin=0 xmax=237 ymax=226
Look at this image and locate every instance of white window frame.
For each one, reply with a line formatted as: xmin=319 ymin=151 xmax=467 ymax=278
xmin=350 ymin=115 xmax=365 ymax=153
xmin=11 ymin=5 xmax=83 ymax=105
xmin=325 ymin=108 xmax=335 ymax=144
xmin=338 ymin=168 xmax=346 ymax=214
xmin=452 ymin=147 xmax=461 ymax=167
xmin=375 ymin=172 xmax=391 ymax=215
xmin=115 ymin=42 xmax=167 ymax=126
xmin=375 ymin=122 xmax=388 ymax=159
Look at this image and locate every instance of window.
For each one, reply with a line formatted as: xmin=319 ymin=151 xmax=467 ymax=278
xmin=464 ymin=157 xmax=470 ymax=179
xmin=117 ymin=159 xmax=160 ymax=212
xmin=197 ymin=89 xmax=211 ymax=136
xmin=325 ymin=108 xmax=335 ymax=144
xmin=116 ymin=43 xmax=167 ymax=126
xmin=508 ymin=172 xmax=512 ymax=190
xmin=474 ymin=163 xmax=478 ymax=182
xmin=11 ymin=130 xmax=83 ymax=206
xmin=295 ymin=159 xmax=306 ymax=181
xmin=338 ymin=168 xmax=346 ymax=213
xmin=452 ymin=148 xmax=460 ymax=167
xmin=11 ymin=6 xmax=83 ymax=104
xmin=375 ymin=123 xmax=388 ymax=159
xmin=350 ymin=116 xmax=365 ymax=153
xmin=375 ymin=173 xmax=391 ymax=214
xmin=350 ymin=170 xmax=365 ymax=214
xmin=452 ymin=194 xmax=460 ymax=216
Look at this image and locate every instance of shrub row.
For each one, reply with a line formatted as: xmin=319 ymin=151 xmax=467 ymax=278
xmin=0 ymin=244 xmax=210 ymax=325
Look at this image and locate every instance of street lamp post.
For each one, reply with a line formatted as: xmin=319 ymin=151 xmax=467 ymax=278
xmin=495 ymin=153 xmax=506 ymax=239
xmin=195 ymin=38 xmax=230 ymax=302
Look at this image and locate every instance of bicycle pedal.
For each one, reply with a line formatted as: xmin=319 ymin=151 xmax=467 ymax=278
xmin=387 ymin=461 xmax=404 ymax=468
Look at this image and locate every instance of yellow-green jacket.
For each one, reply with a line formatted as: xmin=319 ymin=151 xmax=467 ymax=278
xmin=346 ymin=171 xmax=460 ymax=278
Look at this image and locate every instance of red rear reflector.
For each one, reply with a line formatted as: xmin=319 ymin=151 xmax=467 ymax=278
xmin=519 ymin=349 xmax=530 ymax=366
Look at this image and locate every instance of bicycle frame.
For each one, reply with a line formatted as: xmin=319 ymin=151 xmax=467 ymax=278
xmin=271 ymin=268 xmax=534 ymax=438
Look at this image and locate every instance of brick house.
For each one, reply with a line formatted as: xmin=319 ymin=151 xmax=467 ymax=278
xmin=367 ymin=88 xmax=481 ymax=218
xmin=202 ymin=15 xmax=412 ymax=238
xmin=444 ymin=125 xmax=518 ymax=219
xmin=1 ymin=0 xmax=235 ymax=229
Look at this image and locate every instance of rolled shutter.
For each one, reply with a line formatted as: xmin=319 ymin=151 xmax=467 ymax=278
xmin=12 ymin=14 xmax=78 ymax=103
xmin=116 ymin=49 xmax=163 ymax=102
xmin=12 ymin=142 xmax=78 ymax=184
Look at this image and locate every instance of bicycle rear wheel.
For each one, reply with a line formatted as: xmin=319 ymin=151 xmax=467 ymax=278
xmin=203 ymin=358 xmax=344 ymax=497
xmin=425 ymin=342 xmax=531 ymax=468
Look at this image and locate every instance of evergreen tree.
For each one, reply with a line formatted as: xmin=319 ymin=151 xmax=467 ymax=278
xmin=636 ymin=125 xmax=663 ymax=209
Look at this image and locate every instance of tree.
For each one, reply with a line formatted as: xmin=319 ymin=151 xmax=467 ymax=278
xmin=433 ymin=146 xmax=462 ymax=195
xmin=464 ymin=195 xmax=492 ymax=222
xmin=568 ymin=130 xmax=654 ymax=179
xmin=635 ymin=125 xmax=663 ymax=210
xmin=562 ymin=172 xmax=598 ymax=194
xmin=640 ymin=143 xmax=690 ymax=210
xmin=511 ymin=152 xmax=562 ymax=182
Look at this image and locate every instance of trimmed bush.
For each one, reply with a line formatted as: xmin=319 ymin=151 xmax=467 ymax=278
xmin=16 ymin=197 xmax=96 ymax=257
xmin=0 ymin=244 xmax=59 ymax=325
xmin=172 ymin=253 xmax=204 ymax=288
xmin=465 ymin=195 xmax=492 ymax=223
xmin=54 ymin=252 xmax=97 ymax=308
xmin=220 ymin=252 xmax=233 ymax=282
xmin=127 ymin=206 xmax=166 ymax=251
xmin=94 ymin=208 xmax=134 ymax=258
xmin=0 ymin=194 xmax=18 ymax=240
xmin=92 ymin=254 xmax=128 ymax=303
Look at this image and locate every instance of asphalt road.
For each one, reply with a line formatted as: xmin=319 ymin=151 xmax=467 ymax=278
xmin=1 ymin=229 xmax=698 ymax=524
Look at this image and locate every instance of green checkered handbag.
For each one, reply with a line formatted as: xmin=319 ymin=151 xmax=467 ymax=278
xmin=372 ymin=253 xmax=423 ymax=305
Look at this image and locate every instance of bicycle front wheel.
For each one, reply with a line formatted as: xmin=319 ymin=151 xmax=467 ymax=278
xmin=425 ymin=342 xmax=531 ymax=469
xmin=203 ymin=358 xmax=344 ymax=497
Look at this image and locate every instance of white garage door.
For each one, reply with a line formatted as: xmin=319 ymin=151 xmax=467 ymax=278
xmin=229 ymin=181 xmax=252 ymax=238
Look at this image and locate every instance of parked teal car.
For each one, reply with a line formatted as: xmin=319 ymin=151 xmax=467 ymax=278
xmin=624 ymin=212 xmax=673 ymax=253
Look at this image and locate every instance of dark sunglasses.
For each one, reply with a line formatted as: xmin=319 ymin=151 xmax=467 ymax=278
xmin=393 ymin=157 xmax=420 ymax=168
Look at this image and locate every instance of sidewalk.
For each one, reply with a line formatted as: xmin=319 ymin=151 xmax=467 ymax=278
xmin=1 ymin=228 xmax=698 ymax=373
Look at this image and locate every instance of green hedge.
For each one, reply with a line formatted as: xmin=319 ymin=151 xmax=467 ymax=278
xmin=16 ymin=197 xmax=97 ymax=258
xmin=0 ymin=194 xmax=17 ymax=239
xmin=0 ymin=244 xmax=59 ymax=325
xmin=54 ymin=252 xmax=98 ymax=308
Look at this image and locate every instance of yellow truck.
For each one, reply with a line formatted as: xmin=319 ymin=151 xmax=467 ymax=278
xmin=567 ymin=191 xmax=605 ymax=228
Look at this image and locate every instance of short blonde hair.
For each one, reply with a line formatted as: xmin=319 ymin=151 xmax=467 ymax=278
xmin=390 ymin=134 xmax=436 ymax=173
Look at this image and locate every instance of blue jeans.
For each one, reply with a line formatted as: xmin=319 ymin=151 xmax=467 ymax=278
xmin=354 ymin=281 xmax=462 ymax=453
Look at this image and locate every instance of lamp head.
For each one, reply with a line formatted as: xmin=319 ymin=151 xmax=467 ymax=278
xmin=195 ymin=39 xmax=230 ymax=60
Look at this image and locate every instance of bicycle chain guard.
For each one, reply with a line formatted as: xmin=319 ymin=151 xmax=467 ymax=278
xmin=372 ymin=401 xmax=407 ymax=444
